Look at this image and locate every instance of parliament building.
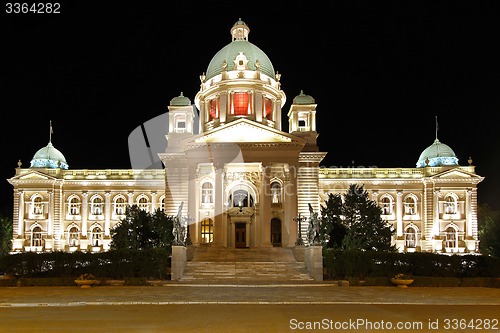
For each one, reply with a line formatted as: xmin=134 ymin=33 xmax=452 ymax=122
xmin=8 ymin=20 xmax=484 ymax=255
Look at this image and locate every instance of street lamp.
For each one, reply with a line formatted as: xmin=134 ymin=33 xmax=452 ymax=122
xmin=294 ymin=213 xmax=306 ymax=246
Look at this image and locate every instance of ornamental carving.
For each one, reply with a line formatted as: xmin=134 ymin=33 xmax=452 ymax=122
xmin=224 ymin=171 xmax=261 ymax=187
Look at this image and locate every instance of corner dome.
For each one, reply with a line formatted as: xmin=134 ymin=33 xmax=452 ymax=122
xmin=205 ymin=19 xmax=275 ymax=81
xmin=416 ymin=138 xmax=459 ymax=168
xmin=170 ymin=92 xmax=191 ymax=106
xmin=293 ymin=90 xmax=315 ymax=104
xmin=30 ymin=142 xmax=69 ymax=169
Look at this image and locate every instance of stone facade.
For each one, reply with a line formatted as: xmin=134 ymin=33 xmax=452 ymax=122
xmin=8 ymin=20 xmax=483 ymax=254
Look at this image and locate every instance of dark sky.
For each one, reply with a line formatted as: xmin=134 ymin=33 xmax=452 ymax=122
xmin=1 ymin=0 xmax=499 ymax=215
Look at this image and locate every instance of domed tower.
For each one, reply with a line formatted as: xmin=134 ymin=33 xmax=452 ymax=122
xmin=30 ymin=122 xmax=69 ymax=169
xmin=416 ymin=119 xmax=459 ymax=168
xmin=195 ymin=19 xmax=286 ymax=132
xmin=166 ymin=92 xmax=196 ymax=153
xmin=287 ymin=90 xmax=319 ymax=151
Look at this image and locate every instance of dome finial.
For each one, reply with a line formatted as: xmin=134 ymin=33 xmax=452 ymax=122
xmin=435 ymin=116 xmax=439 ymax=141
xmin=49 ymin=120 xmax=53 ymax=144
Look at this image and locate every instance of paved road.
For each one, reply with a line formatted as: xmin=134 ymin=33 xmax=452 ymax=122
xmin=1 ymin=284 xmax=500 ymax=332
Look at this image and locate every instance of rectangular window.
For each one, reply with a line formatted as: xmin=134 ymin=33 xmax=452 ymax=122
xmin=264 ymin=97 xmax=273 ymax=120
xmin=233 ymin=92 xmax=248 ymax=116
xmin=209 ymin=99 xmax=218 ymax=120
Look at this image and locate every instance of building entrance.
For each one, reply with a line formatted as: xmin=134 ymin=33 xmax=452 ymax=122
xmin=235 ymin=223 xmax=246 ymax=248
xmin=271 ymin=218 xmax=282 ymax=247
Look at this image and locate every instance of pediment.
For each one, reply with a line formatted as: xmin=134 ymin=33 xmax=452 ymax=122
xmin=431 ymin=168 xmax=481 ymax=180
xmin=183 ymin=118 xmax=306 ymax=145
xmin=11 ymin=170 xmax=55 ymax=181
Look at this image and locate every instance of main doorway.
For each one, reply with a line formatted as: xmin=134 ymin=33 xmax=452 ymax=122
xmin=235 ymin=223 xmax=246 ymax=248
xmin=271 ymin=218 xmax=282 ymax=247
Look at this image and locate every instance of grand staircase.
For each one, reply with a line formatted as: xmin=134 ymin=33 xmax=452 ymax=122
xmin=178 ymin=246 xmax=315 ymax=284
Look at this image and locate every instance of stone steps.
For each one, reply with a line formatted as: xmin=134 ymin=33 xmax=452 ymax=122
xmin=179 ymin=246 xmax=314 ymax=283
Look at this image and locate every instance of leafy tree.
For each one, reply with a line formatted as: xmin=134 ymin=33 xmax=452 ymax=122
xmin=110 ymin=205 xmax=174 ymax=251
xmin=478 ymin=203 xmax=500 ymax=257
xmin=320 ymin=193 xmax=346 ymax=249
xmin=320 ymin=184 xmax=396 ymax=252
xmin=0 ymin=215 xmax=13 ymax=256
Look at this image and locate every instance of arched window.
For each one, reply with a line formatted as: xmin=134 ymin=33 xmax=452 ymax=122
xmin=114 ymin=197 xmax=126 ymax=215
xmin=33 ymin=196 xmax=43 ymax=215
xmin=445 ymin=227 xmax=457 ymax=248
xmin=68 ymin=197 xmax=80 ymax=215
xmin=31 ymin=226 xmax=43 ymax=247
xmin=380 ymin=196 xmax=392 ymax=215
xmin=404 ymin=196 xmax=417 ymax=215
xmin=91 ymin=197 xmax=103 ymax=215
xmin=270 ymin=182 xmax=281 ymax=204
xmin=231 ymin=189 xmax=254 ymax=208
xmin=201 ymin=182 xmax=214 ymax=204
xmin=201 ymin=218 xmax=214 ymax=243
xmin=68 ymin=226 xmax=79 ymax=247
xmin=444 ymin=196 xmax=457 ymax=214
xmin=91 ymin=227 xmax=103 ymax=247
xmin=160 ymin=197 xmax=165 ymax=212
xmin=138 ymin=196 xmax=149 ymax=212
xmin=405 ymin=228 xmax=417 ymax=248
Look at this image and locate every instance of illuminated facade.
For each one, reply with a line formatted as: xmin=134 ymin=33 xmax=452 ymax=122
xmin=8 ymin=20 xmax=483 ymax=254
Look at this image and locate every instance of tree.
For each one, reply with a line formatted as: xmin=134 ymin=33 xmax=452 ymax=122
xmin=320 ymin=193 xmax=346 ymax=249
xmin=0 ymin=215 xmax=13 ymax=256
xmin=110 ymin=205 xmax=174 ymax=251
xmin=320 ymin=184 xmax=396 ymax=252
xmin=478 ymin=203 xmax=500 ymax=257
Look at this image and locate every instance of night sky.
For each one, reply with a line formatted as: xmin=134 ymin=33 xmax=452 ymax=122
xmin=1 ymin=0 xmax=499 ymax=216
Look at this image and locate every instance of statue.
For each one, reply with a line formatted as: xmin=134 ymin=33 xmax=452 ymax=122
xmin=307 ymin=204 xmax=321 ymax=246
xmin=172 ymin=202 xmax=186 ymax=246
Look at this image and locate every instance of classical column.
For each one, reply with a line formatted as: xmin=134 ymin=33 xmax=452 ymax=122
xmin=17 ymin=190 xmax=24 ymax=236
xmin=214 ymin=163 xmax=225 ymax=246
xmin=433 ymin=189 xmax=440 ymax=236
xmin=396 ymin=191 xmax=403 ymax=237
xmin=104 ymin=191 xmax=111 ymax=237
xmin=187 ymin=165 xmax=197 ymax=244
xmin=261 ymin=163 xmax=272 ymax=247
xmin=466 ymin=188 xmax=472 ymax=237
xmin=128 ymin=191 xmax=134 ymax=206
xmin=81 ymin=191 xmax=89 ymax=237
xmin=284 ymin=163 xmax=298 ymax=247
xmin=151 ymin=191 xmax=157 ymax=212
xmin=47 ymin=190 xmax=53 ymax=236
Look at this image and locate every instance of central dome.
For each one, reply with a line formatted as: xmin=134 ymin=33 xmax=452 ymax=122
xmin=30 ymin=141 xmax=69 ymax=169
xmin=416 ymin=138 xmax=458 ymax=168
xmin=205 ymin=19 xmax=275 ymax=81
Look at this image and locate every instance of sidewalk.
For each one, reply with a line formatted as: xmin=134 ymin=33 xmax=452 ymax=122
xmin=2 ymin=283 xmax=500 ymax=307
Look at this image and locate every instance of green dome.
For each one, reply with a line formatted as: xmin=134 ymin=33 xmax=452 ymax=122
xmin=30 ymin=142 xmax=69 ymax=169
xmin=205 ymin=20 xmax=275 ymax=81
xmin=293 ymin=90 xmax=315 ymax=104
xmin=416 ymin=138 xmax=458 ymax=168
xmin=170 ymin=92 xmax=191 ymax=106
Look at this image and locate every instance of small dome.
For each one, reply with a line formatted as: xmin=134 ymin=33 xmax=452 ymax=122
xmin=293 ymin=90 xmax=315 ymax=104
xmin=416 ymin=138 xmax=459 ymax=168
xmin=170 ymin=92 xmax=191 ymax=106
xmin=30 ymin=142 xmax=69 ymax=169
xmin=205 ymin=19 xmax=275 ymax=81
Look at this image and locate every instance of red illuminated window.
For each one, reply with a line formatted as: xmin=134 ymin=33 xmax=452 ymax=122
xmin=264 ymin=97 xmax=273 ymax=120
xmin=233 ymin=92 xmax=248 ymax=116
xmin=209 ymin=99 xmax=218 ymax=121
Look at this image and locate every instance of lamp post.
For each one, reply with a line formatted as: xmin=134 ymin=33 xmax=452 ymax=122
xmin=184 ymin=215 xmax=194 ymax=246
xmin=294 ymin=213 xmax=306 ymax=246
